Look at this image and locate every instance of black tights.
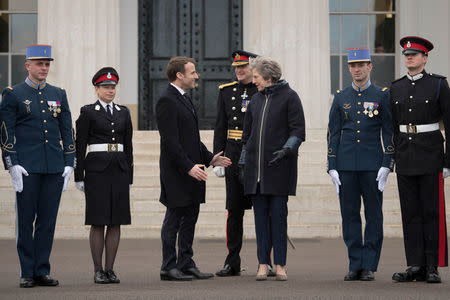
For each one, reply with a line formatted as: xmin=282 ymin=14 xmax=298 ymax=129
xmin=89 ymin=225 xmax=121 ymax=272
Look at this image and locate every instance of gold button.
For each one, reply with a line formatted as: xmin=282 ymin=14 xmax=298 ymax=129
xmin=45 ymin=140 xmax=48 ymax=143
xmin=358 ymin=93 xmax=362 ymax=96
xmin=40 ymin=100 xmax=44 ymax=104
xmin=409 ymin=96 xmax=413 ymax=99
xmin=235 ymin=138 xmax=238 ymax=141
xmin=112 ymin=129 xmax=115 ymax=133
xmin=233 ymin=117 xmax=237 ymax=120
xmin=42 ymin=110 xmax=45 ymax=113
xmin=409 ymin=109 xmax=412 ymax=112
xmin=357 ymin=140 xmax=360 ymax=143
xmin=395 ymin=101 xmax=399 ymax=104
xmin=232 ymin=106 xmax=236 ymax=110
xmin=357 ymin=111 xmax=361 ymax=114
xmin=357 ymin=102 xmax=361 ymax=105
xmin=235 ymin=127 xmax=239 ymax=130
xmin=409 ymin=137 xmax=412 ymax=140
xmin=357 ymin=130 xmax=360 ymax=133
xmin=425 ymin=100 xmax=429 ymax=103
xmin=43 ymin=120 xmax=47 ymax=123
xmin=357 ymin=121 xmax=360 ymax=124
xmin=412 ymin=82 xmax=415 ymax=85
xmin=111 ymin=122 xmax=114 ymax=125
xmin=112 ymin=138 xmax=115 ymax=141
xmin=44 ymin=130 xmax=48 ymax=133
xmin=231 ymin=96 xmax=236 ymax=100
xmin=233 ymin=88 xmax=237 ymax=91
xmin=409 ymin=123 xmax=412 ymax=126
xmin=39 ymin=92 xmax=42 ymax=95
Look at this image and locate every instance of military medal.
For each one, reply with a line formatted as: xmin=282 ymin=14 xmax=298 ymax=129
xmin=241 ymin=106 xmax=246 ymax=112
xmin=373 ymin=110 xmax=379 ymax=115
xmin=363 ymin=109 xmax=368 ymax=115
xmin=23 ymin=100 xmax=32 ymax=113
xmin=241 ymin=89 xmax=249 ymax=113
xmin=56 ymin=108 xmax=61 ymax=113
xmin=53 ymin=112 xmax=57 ymax=117
xmin=368 ymin=112 xmax=374 ymax=118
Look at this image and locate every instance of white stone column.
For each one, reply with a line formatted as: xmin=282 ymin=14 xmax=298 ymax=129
xmin=243 ymin=0 xmax=331 ymax=129
xmin=37 ymin=0 xmax=120 ymax=120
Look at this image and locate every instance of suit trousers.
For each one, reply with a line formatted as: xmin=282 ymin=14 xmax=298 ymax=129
xmin=16 ymin=173 xmax=64 ymax=278
xmin=161 ymin=204 xmax=200 ymax=271
xmin=339 ymin=171 xmax=383 ymax=271
xmin=397 ymin=173 xmax=448 ymax=267
xmin=252 ymin=186 xmax=287 ymax=266
xmin=224 ymin=208 xmax=245 ymax=271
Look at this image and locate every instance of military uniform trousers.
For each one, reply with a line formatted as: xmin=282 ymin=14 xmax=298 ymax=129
xmin=223 ymin=141 xmax=252 ymax=272
xmin=161 ymin=204 xmax=200 ymax=271
xmin=338 ymin=171 xmax=383 ymax=272
xmin=397 ymin=173 xmax=448 ymax=267
xmin=16 ymin=173 xmax=64 ymax=278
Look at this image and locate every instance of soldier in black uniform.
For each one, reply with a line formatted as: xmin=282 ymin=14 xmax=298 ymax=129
xmin=0 ymin=45 xmax=75 ymax=288
xmin=74 ymin=67 xmax=133 ymax=284
xmin=390 ymin=36 xmax=450 ymax=283
xmin=214 ymin=50 xmax=262 ymax=276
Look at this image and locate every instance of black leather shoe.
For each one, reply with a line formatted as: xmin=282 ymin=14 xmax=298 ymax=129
xmin=426 ymin=266 xmax=441 ymax=283
xmin=33 ymin=275 xmax=59 ymax=286
xmin=344 ymin=270 xmax=361 ymax=281
xmin=19 ymin=277 xmax=35 ymax=288
xmin=94 ymin=270 xmax=110 ymax=284
xmin=183 ymin=267 xmax=214 ymax=279
xmin=160 ymin=268 xmax=193 ymax=281
xmin=360 ymin=270 xmax=375 ymax=281
xmin=267 ymin=265 xmax=276 ymax=277
xmin=105 ymin=269 xmax=120 ymax=283
xmin=216 ymin=264 xmax=239 ymax=277
xmin=392 ymin=266 xmax=426 ymax=282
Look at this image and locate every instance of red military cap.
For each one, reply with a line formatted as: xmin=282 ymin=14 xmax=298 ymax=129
xmin=231 ymin=50 xmax=258 ymax=66
xmin=400 ymin=36 xmax=434 ymax=55
xmin=92 ymin=67 xmax=119 ymax=86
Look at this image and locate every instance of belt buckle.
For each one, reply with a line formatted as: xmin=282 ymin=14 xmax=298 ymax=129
xmin=407 ymin=125 xmax=417 ymax=134
xmin=108 ymin=143 xmax=118 ymax=152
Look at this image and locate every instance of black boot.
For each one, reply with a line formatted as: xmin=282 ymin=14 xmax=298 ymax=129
xmin=392 ymin=266 xmax=426 ymax=282
xmin=425 ymin=266 xmax=441 ymax=283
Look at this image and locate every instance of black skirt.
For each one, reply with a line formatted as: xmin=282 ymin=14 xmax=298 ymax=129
xmin=84 ymin=159 xmax=131 ymax=225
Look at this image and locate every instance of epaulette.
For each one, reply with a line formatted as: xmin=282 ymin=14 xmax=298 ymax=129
xmin=219 ymin=81 xmax=238 ymax=90
xmin=391 ymin=75 xmax=406 ymax=85
xmin=60 ymin=87 xmax=65 ymax=90
xmin=429 ymin=73 xmax=446 ymax=79
xmin=6 ymin=86 xmax=13 ymax=90
xmin=381 ymin=87 xmax=388 ymax=92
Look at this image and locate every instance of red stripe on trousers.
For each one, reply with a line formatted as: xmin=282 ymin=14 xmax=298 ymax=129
xmin=226 ymin=210 xmax=229 ymax=253
xmin=438 ymin=172 xmax=446 ymax=267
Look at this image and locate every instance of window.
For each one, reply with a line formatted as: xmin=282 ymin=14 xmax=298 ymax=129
xmin=0 ymin=0 xmax=37 ymax=96
xmin=329 ymin=0 xmax=396 ymax=93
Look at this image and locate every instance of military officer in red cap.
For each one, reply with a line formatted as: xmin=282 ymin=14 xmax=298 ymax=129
xmin=74 ymin=67 xmax=134 ymax=284
xmin=391 ymin=36 xmax=450 ymax=283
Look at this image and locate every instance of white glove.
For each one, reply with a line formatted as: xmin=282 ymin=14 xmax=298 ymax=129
xmin=376 ymin=167 xmax=390 ymax=192
xmin=328 ymin=169 xmax=341 ymax=195
xmin=62 ymin=166 xmax=74 ymax=192
xmin=75 ymin=181 xmax=84 ymax=192
xmin=443 ymin=168 xmax=450 ymax=179
xmin=213 ymin=166 xmax=225 ymax=177
xmin=9 ymin=165 xmax=29 ymax=193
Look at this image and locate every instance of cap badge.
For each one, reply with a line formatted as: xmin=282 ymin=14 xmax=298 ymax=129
xmin=235 ymin=54 xmax=240 ymax=60
xmin=107 ymin=72 xmax=112 ymax=79
xmin=406 ymin=41 xmax=411 ymax=48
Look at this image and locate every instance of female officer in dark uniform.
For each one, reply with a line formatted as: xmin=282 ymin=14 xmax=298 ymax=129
xmin=74 ymin=67 xmax=133 ymax=284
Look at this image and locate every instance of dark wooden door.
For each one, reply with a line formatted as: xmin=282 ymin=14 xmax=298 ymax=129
xmin=139 ymin=0 xmax=243 ymax=129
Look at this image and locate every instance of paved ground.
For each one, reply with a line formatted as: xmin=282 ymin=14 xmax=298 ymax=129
xmin=0 ymin=238 xmax=450 ymax=299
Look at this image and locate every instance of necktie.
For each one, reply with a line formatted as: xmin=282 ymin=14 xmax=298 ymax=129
xmin=106 ymin=104 xmax=112 ymax=117
xmin=183 ymin=94 xmax=195 ymax=113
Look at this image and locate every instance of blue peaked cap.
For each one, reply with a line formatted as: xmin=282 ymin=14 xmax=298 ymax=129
xmin=347 ymin=48 xmax=371 ymax=63
xmin=26 ymin=44 xmax=54 ymax=61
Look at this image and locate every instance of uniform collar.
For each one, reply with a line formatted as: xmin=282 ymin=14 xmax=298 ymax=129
xmin=352 ymin=79 xmax=371 ymax=92
xmin=406 ymin=70 xmax=425 ymax=81
xmin=25 ymin=77 xmax=47 ymax=90
xmin=98 ymin=99 xmax=115 ymax=114
xmin=238 ymin=81 xmax=253 ymax=88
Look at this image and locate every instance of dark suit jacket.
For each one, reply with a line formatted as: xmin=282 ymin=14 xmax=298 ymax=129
xmin=156 ymin=84 xmax=213 ymax=208
xmin=74 ymin=100 xmax=134 ymax=184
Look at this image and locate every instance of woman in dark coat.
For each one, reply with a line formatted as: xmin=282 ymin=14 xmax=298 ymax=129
xmin=74 ymin=67 xmax=133 ymax=284
xmin=240 ymin=56 xmax=305 ymax=281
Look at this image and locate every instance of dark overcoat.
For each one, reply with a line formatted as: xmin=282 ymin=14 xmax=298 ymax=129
xmin=156 ymin=84 xmax=214 ymax=208
xmin=242 ymin=81 xmax=305 ymax=196
xmin=74 ymin=100 xmax=133 ymax=225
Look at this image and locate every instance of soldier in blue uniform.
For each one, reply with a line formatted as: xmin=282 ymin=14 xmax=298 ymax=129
xmin=0 ymin=45 xmax=75 ymax=288
xmin=327 ymin=48 xmax=394 ymax=281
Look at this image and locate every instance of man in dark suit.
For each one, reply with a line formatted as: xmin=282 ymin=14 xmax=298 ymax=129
xmin=156 ymin=56 xmax=231 ymax=281
xmin=0 ymin=45 xmax=75 ymax=288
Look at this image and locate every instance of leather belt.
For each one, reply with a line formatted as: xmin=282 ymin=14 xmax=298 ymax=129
xmin=227 ymin=129 xmax=243 ymax=140
xmin=89 ymin=143 xmax=124 ymax=152
xmin=399 ymin=123 xmax=439 ymax=134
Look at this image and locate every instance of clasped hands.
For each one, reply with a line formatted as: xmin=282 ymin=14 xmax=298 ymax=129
xmin=189 ymin=151 xmax=231 ymax=181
